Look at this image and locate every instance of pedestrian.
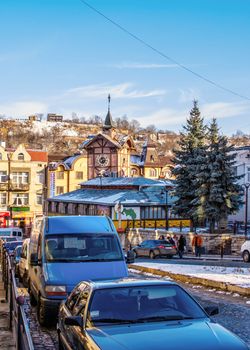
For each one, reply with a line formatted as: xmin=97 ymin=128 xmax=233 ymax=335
xmin=192 ymin=232 xmax=203 ymax=258
xmin=166 ymin=234 xmax=175 ymax=245
xmin=159 ymin=235 xmax=165 ymax=240
xmin=177 ymin=234 xmax=186 ymax=259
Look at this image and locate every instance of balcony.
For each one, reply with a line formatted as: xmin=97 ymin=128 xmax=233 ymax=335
xmin=0 ymin=183 xmax=8 ymax=190
xmin=10 ymin=183 xmax=30 ymax=191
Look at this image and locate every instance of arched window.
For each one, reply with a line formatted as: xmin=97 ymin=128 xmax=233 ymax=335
xmin=149 ymin=168 xmax=157 ymax=177
xmin=131 ymin=168 xmax=138 ymax=176
xmin=18 ymin=153 xmax=24 ymax=161
xmin=150 ymin=154 xmax=154 ymax=162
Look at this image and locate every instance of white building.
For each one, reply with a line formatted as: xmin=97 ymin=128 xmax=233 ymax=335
xmin=228 ymin=146 xmax=250 ymax=223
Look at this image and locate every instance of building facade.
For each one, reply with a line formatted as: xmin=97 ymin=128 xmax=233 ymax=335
xmin=47 ymin=177 xmax=189 ymax=232
xmin=228 ymin=146 xmax=250 ymax=225
xmin=0 ymin=143 xmax=47 ymax=230
xmin=47 ymin=98 xmax=174 ymax=198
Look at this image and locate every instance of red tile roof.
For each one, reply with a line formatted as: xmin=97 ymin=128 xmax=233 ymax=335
xmin=27 ymin=150 xmax=48 ymax=162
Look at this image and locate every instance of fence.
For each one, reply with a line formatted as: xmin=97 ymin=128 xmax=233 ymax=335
xmin=1 ymin=246 xmax=34 ymax=350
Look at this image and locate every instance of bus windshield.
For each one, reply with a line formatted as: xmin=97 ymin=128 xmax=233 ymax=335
xmin=45 ymin=234 xmax=124 ymax=262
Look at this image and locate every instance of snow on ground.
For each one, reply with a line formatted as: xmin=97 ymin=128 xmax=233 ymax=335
xmin=132 ymin=262 xmax=250 ymax=288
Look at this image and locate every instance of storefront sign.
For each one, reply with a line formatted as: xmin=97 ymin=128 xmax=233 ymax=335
xmin=12 ymin=207 xmax=30 ymax=212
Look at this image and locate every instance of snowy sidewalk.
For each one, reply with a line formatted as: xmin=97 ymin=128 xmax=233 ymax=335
xmin=130 ymin=261 xmax=250 ymax=297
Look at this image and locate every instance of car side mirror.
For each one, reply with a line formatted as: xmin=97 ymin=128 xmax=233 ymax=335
xmin=126 ymin=250 xmax=135 ymax=264
xmin=204 ymin=306 xmax=219 ymax=316
xmin=64 ymin=316 xmax=83 ymax=328
xmin=30 ymin=253 xmax=38 ymax=266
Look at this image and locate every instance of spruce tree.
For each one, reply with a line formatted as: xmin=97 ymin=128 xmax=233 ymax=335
xmin=172 ymin=100 xmax=207 ymax=227
xmin=203 ymin=118 xmax=243 ymax=232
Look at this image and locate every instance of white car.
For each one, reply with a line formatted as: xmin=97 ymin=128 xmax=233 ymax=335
xmin=19 ymin=238 xmax=30 ymax=286
xmin=241 ymin=239 xmax=250 ymax=263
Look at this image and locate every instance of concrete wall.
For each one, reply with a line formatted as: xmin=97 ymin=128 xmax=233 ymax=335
xmin=120 ymin=228 xmax=246 ymax=256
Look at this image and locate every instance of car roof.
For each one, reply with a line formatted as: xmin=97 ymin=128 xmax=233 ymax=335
xmin=83 ymin=278 xmax=177 ymax=290
xmin=45 ymin=216 xmax=116 ymax=235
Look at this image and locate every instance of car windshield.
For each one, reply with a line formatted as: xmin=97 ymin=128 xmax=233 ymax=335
xmin=45 ymin=234 xmax=123 ymax=262
xmin=88 ymin=285 xmax=207 ymax=326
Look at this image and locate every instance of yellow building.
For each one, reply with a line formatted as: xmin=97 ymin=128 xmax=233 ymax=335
xmin=0 ymin=143 xmax=47 ymax=231
xmin=47 ymin=153 xmax=88 ymax=197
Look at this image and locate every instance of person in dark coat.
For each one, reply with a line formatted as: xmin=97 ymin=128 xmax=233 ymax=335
xmin=178 ymin=234 xmax=186 ymax=258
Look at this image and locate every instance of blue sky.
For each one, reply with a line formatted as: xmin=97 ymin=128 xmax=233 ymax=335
xmin=0 ymin=0 xmax=250 ymax=135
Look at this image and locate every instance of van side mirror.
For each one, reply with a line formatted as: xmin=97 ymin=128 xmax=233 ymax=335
xmin=64 ymin=316 xmax=83 ymax=328
xmin=126 ymin=250 xmax=135 ymax=264
xmin=30 ymin=253 xmax=38 ymax=266
xmin=204 ymin=306 xmax=219 ymax=316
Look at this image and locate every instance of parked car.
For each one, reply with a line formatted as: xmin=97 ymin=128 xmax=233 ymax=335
xmin=13 ymin=245 xmax=23 ymax=276
xmin=132 ymin=239 xmax=177 ymax=259
xmin=28 ymin=215 xmax=132 ymax=326
xmin=18 ymin=238 xmax=30 ymax=286
xmin=57 ymin=279 xmax=248 ymax=350
xmin=240 ymin=238 xmax=250 ymax=262
xmin=2 ymin=240 xmax=23 ymax=256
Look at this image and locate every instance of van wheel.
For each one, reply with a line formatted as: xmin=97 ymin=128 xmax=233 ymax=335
xmin=149 ymin=251 xmax=155 ymax=259
xmin=243 ymin=250 xmax=250 ymax=263
xmin=23 ymin=271 xmax=29 ymax=287
xmin=58 ymin=331 xmax=64 ymax=350
xmin=37 ymin=297 xmax=52 ymax=326
xmin=29 ymin=288 xmax=37 ymax=307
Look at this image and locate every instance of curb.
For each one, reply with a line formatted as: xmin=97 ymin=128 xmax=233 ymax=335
xmin=129 ymin=264 xmax=250 ymax=297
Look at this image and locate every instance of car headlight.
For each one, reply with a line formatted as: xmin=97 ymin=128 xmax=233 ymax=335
xmin=45 ymin=285 xmax=67 ymax=296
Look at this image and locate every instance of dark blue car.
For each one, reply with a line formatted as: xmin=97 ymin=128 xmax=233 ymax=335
xmin=3 ymin=240 xmax=23 ymax=256
xmin=57 ymin=279 xmax=248 ymax=350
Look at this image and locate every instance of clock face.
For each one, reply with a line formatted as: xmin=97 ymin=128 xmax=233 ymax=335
xmin=96 ymin=154 xmax=109 ymax=167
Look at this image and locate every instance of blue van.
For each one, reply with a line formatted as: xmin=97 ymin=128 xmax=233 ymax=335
xmin=28 ymin=216 xmax=131 ymax=326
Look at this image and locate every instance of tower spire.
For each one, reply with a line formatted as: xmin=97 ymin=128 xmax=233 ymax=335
xmin=103 ymin=94 xmax=114 ymax=131
xmin=108 ymin=94 xmax=111 ymax=111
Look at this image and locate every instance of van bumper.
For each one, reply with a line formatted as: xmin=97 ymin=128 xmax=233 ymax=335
xmin=40 ymin=296 xmax=64 ymax=316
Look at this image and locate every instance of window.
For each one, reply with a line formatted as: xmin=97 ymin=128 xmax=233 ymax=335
xmin=149 ymin=168 xmax=157 ymax=177
xmin=141 ymin=206 xmax=165 ymax=219
xmin=131 ymin=168 xmax=138 ymax=176
xmin=56 ymin=171 xmax=64 ymax=180
xmin=56 ymin=186 xmax=64 ymax=195
xmin=0 ymin=153 xmax=2 ymax=160
xmin=247 ymin=166 xmax=250 ymax=182
xmin=12 ymin=172 xmax=29 ymax=184
xmin=36 ymin=172 xmax=44 ymax=184
xmin=36 ymin=194 xmax=43 ymax=205
xmin=0 ymin=171 xmax=7 ymax=183
xmin=17 ymin=153 xmax=24 ymax=161
xmin=0 ymin=193 xmax=7 ymax=205
xmin=75 ymin=171 xmax=83 ymax=180
xmin=12 ymin=193 xmax=29 ymax=206
xmin=150 ymin=155 xmax=154 ymax=162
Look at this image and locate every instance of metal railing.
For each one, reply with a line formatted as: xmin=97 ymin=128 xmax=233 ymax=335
xmin=1 ymin=246 xmax=34 ymax=350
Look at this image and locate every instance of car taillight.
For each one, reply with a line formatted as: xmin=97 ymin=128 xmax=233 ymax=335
xmin=157 ymin=245 xmax=165 ymax=248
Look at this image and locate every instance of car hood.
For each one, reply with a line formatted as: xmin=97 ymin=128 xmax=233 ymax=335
xmin=87 ymin=320 xmax=247 ymax=350
xmin=43 ymin=261 xmax=128 ymax=292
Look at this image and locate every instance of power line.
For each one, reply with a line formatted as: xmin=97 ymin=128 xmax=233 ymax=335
xmin=79 ymin=0 xmax=250 ymax=102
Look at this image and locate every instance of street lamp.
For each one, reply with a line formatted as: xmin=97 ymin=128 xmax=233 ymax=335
xmin=161 ymin=187 xmax=169 ymax=231
xmin=242 ymin=182 xmax=250 ymax=237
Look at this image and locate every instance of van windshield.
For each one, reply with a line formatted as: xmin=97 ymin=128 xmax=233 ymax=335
xmin=45 ymin=234 xmax=124 ymax=262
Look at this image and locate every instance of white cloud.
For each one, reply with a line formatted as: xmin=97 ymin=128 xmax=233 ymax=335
xmin=63 ymin=82 xmax=166 ymax=99
xmin=178 ymin=88 xmax=201 ymax=103
xmin=111 ymin=62 xmax=179 ymax=69
xmin=0 ymin=101 xmax=48 ymax=118
xmin=202 ymin=101 xmax=250 ymax=120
